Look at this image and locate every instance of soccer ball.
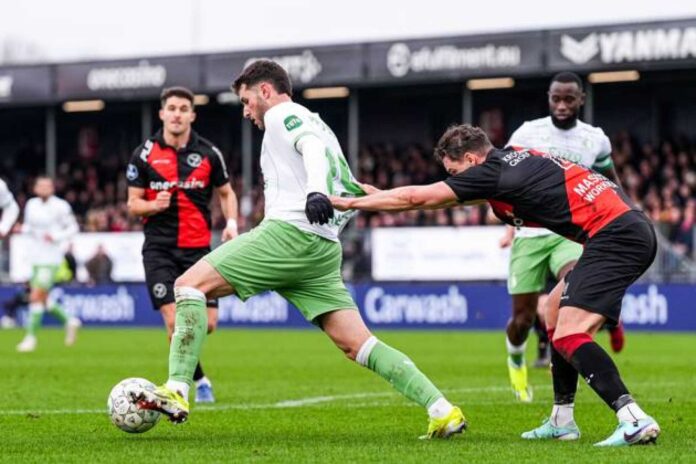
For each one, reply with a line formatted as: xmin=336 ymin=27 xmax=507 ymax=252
xmin=107 ymin=377 xmax=161 ymax=433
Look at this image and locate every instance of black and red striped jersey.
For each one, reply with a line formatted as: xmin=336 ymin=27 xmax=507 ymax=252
xmin=127 ymin=129 xmax=230 ymax=249
xmin=443 ymin=147 xmax=637 ymax=244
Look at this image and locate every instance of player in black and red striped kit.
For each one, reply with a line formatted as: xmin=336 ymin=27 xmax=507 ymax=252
xmin=127 ymin=86 xmax=239 ymax=404
xmin=332 ymin=124 xmax=660 ymax=447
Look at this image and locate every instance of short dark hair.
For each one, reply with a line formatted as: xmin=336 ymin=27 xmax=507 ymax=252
xmin=232 ymin=60 xmax=293 ymax=96
xmin=550 ymin=72 xmax=583 ymax=91
xmin=160 ymin=86 xmax=195 ymax=108
xmin=434 ymin=124 xmax=492 ymax=162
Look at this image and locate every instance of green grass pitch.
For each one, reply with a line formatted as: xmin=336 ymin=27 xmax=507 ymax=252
xmin=0 ymin=328 xmax=694 ymax=463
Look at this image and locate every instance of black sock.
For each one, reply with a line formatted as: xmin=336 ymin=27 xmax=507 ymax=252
xmin=193 ymin=362 xmax=204 ymax=382
xmin=535 ymin=318 xmax=549 ymax=359
xmin=551 ymin=344 xmax=578 ymax=404
xmin=569 ymin=342 xmax=629 ymax=410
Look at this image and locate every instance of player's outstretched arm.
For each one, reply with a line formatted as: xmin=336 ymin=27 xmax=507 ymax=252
xmin=331 ymin=182 xmax=460 ymax=212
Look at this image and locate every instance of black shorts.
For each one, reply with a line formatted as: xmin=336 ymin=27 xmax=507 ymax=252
xmin=560 ymin=211 xmax=657 ymax=325
xmin=142 ymin=245 xmax=217 ymax=310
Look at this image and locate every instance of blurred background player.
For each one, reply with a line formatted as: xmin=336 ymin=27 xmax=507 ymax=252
xmin=499 ymin=71 xmax=624 ymax=402
xmin=16 ymin=176 xmax=81 ymax=352
xmin=0 ymin=177 xmax=20 ymax=328
xmin=127 ymin=86 xmax=239 ymax=404
xmin=138 ymin=60 xmax=467 ymax=439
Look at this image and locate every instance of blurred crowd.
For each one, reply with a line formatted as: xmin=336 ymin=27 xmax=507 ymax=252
xmin=3 ymin=131 xmax=695 ymax=263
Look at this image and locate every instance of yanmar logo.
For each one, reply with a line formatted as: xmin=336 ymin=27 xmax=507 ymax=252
xmin=560 ymin=27 xmax=696 ymax=65
xmin=149 ymin=178 xmax=206 ymax=190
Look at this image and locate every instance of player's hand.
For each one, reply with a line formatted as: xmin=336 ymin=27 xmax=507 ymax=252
xmin=153 ymin=191 xmax=172 ymax=212
xmin=221 ymin=220 xmax=239 ymax=242
xmin=499 ymin=227 xmax=514 ymax=248
xmin=305 ymin=192 xmax=334 ymax=225
xmin=43 ymin=233 xmax=55 ymax=243
xmin=330 ymin=196 xmax=352 ymax=211
xmin=359 ymin=182 xmax=381 ymax=195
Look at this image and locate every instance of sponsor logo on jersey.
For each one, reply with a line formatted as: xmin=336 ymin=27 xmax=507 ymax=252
xmin=126 ymin=164 xmax=139 ymax=181
xmin=501 ymin=150 xmax=530 ymax=166
xmin=87 ymin=60 xmax=167 ymax=91
xmin=148 ymin=178 xmax=206 ymax=191
xmin=187 ymin=153 xmax=202 ymax=167
xmin=386 ymin=42 xmax=521 ymax=78
xmin=572 ymin=173 xmax=615 ymax=203
xmin=0 ymin=75 xmax=13 ymax=99
xmin=559 ymin=26 xmax=696 ymax=65
xmin=284 ymin=115 xmax=303 ymax=131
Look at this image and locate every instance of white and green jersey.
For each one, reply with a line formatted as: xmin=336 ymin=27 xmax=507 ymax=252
xmin=261 ymin=101 xmax=362 ymax=242
xmin=23 ymin=196 xmax=79 ymax=266
xmin=507 ymin=116 xmax=612 ymax=238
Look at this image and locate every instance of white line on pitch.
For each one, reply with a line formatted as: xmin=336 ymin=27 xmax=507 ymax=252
xmin=0 ymin=381 xmax=683 ymax=417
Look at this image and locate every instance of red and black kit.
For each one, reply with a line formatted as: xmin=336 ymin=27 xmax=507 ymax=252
xmin=444 ymin=147 xmax=657 ymax=323
xmin=127 ymin=129 xmax=229 ymax=309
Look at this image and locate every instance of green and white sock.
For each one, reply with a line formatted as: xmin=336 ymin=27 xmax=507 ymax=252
xmin=506 ymin=337 xmax=526 ymax=368
xmin=356 ymin=336 xmax=447 ymax=415
xmin=48 ymin=304 xmax=69 ymax=325
xmin=26 ymin=302 xmax=44 ymax=336
xmin=166 ymin=287 xmax=208 ymax=399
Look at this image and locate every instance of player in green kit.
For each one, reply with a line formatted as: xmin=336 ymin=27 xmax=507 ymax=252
xmin=137 ymin=60 xmax=466 ymax=439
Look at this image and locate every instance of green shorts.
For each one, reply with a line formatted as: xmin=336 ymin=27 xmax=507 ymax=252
xmin=30 ymin=265 xmax=61 ymax=291
xmin=508 ymin=234 xmax=583 ymax=295
xmin=205 ymin=219 xmax=357 ymax=322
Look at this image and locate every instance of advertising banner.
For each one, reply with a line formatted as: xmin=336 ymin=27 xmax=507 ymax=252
xmin=56 ymin=56 xmax=201 ymax=99
xmin=371 ymin=226 xmax=510 ymax=281
xmin=204 ymin=45 xmax=364 ymax=91
xmin=0 ymin=66 xmax=52 ymax=104
xmin=2 ymin=282 xmax=691 ymax=332
xmin=366 ymin=32 xmax=543 ymax=82
xmin=548 ymin=19 xmax=696 ymax=71
xmin=10 ymin=232 xmax=145 ymax=283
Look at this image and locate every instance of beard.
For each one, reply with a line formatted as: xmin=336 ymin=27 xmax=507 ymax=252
xmin=551 ymin=113 xmax=578 ymax=130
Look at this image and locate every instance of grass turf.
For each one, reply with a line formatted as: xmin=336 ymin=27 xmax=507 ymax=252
xmin=0 ymin=328 xmax=694 ymax=463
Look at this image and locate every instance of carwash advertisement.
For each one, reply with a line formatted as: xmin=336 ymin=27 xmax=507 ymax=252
xmin=1 ymin=283 xmax=693 ymax=332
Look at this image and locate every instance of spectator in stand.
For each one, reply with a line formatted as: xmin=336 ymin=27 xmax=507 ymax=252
xmin=86 ymin=244 xmax=113 ymax=285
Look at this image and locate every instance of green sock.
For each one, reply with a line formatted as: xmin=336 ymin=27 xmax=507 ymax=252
xmin=168 ymin=289 xmax=208 ymax=385
xmin=48 ymin=304 xmax=69 ymax=324
xmin=26 ymin=305 xmax=44 ymax=337
xmin=362 ymin=338 xmax=443 ymax=408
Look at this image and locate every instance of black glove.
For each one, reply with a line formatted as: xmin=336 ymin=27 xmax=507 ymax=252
xmin=305 ymin=192 xmax=334 ymax=225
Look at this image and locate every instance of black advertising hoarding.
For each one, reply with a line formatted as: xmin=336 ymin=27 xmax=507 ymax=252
xmin=204 ymin=45 xmax=364 ymax=91
xmin=56 ymin=56 xmax=201 ymax=100
xmin=548 ymin=19 xmax=696 ymax=71
xmin=366 ymin=32 xmax=544 ymax=83
xmin=0 ymin=66 xmax=52 ymax=105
